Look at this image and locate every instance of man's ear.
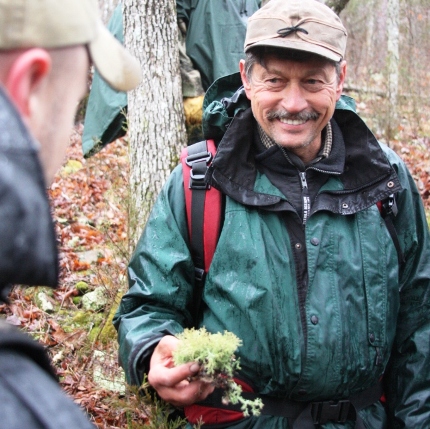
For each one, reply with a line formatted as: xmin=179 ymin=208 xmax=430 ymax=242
xmin=239 ymin=59 xmax=252 ymax=100
xmin=4 ymin=48 xmax=51 ymax=117
xmin=336 ymin=60 xmax=347 ymax=101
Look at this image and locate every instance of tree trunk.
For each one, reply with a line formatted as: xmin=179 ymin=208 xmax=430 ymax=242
xmin=386 ymin=0 xmax=399 ymax=141
xmin=123 ymin=0 xmax=187 ymax=244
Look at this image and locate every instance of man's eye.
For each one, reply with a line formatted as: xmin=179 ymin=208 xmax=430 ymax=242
xmin=266 ymin=78 xmax=284 ymax=88
xmin=304 ymin=79 xmax=324 ymax=91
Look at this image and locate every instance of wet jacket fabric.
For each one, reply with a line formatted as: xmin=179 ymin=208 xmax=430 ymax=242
xmin=82 ymin=3 xmax=127 ymax=157
xmin=0 ymin=86 xmax=95 ymax=429
xmin=0 ymin=320 xmax=96 ymax=429
xmin=177 ymin=0 xmax=261 ymax=90
xmin=114 ymin=75 xmax=430 ymax=428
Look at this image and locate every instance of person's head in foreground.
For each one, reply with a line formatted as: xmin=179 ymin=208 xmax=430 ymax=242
xmin=0 ymin=0 xmax=141 ymax=293
xmin=0 ymin=0 xmax=141 ymax=183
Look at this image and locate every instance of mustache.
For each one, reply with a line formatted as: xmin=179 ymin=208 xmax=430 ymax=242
xmin=266 ymin=110 xmax=320 ymax=121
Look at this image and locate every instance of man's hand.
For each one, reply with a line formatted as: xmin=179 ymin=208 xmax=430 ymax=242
xmin=148 ymin=335 xmax=215 ymax=407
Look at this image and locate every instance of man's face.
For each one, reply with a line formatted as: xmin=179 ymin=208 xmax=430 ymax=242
xmin=240 ymin=54 xmax=346 ymax=163
xmin=34 ymin=46 xmax=89 ymax=183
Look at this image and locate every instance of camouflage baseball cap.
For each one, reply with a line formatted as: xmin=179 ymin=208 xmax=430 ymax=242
xmin=0 ymin=0 xmax=141 ymax=91
xmin=245 ymin=0 xmax=348 ymax=62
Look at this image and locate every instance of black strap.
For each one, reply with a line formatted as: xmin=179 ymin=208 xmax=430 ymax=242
xmin=198 ymin=382 xmax=382 ymax=428
xmin=186 ymin=140 xmax=212 ymax=322
xmin=292 ymin=383 xmax=383 ymax=429
xmin=380 ymin=194 xmax=405 ymax=265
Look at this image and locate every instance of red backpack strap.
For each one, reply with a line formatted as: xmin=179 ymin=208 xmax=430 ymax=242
xmin=181 ymin=140 xmax=222 ymax=323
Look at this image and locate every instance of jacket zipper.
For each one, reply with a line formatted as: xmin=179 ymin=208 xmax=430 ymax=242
xmin=299 ymin=171 xmax=311 ymax=225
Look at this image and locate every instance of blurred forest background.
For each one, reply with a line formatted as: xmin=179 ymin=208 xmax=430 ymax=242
xmin=343 ymin=0 xmax=430 ymax=144
xmin=0 ymin=0 xmax=428 ymax=428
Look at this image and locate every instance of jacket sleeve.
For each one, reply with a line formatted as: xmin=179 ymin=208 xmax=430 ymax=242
xmin=0 ymin=350 xmax=96 ymax=429
xmin=382 ymin=148 xmax=430 ymax=428
xmin=113 ymin=165 xmax=195 ymax=385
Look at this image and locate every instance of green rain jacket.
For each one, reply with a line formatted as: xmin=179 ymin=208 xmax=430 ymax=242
xmin=81 ymin=4 xmax=127 ymax=157
xmin=177 ymin=0 xmax=260 ymax=90
xmin=114 ymin=74 xmax=430 ymax=428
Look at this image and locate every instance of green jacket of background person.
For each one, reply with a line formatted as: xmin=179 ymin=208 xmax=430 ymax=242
xmin=82 ymin=0 xmax=260 ymax=157
xmin=177 ymin=0 xmax=261 ymax=90
xmin=114 ymin=70 xmax=430 ymax=428
xmin=81 ymin=4 xmax=127 ymax=157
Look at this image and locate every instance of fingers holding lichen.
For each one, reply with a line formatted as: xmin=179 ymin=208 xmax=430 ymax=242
xmin=172 ymin=327 xmax=264 ymax=416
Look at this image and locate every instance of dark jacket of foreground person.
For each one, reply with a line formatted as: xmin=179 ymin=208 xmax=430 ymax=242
xmin=114 ymin=75 xmax=430 ymax=429
xmin=0 ymin=87 xmax=95 ymax=429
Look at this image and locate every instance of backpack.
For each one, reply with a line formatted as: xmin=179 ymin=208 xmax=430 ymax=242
xmin=181 ymin=140 xmax=404 ymax=321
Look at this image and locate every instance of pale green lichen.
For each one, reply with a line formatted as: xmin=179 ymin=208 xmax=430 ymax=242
xmin=173 ymin=328 xmax=263 ymax=417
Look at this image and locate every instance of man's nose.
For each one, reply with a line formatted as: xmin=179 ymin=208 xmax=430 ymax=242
xmin=279 ymin=82 xmax=308 ymax=114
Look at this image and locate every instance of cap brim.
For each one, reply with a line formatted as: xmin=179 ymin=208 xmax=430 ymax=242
xmin=245 ymin=38 xmax=342 ymax=62
xmin=88 ymin=20 xmax=141 ymax=92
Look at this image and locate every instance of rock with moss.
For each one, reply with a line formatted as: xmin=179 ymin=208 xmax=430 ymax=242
xmin=81 ymin=286 xmax=108 ymax=312
xmin=173 ymin=327 xmax=263 ymax=417
xmin=35 ymin=291 xmax=54 ymax=313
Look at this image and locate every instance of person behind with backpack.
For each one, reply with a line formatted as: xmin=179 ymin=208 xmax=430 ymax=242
xmin=114 ymin=0 xmax=430 ymax=427
xmin=0 ymin=0 xmax=141 ymax=427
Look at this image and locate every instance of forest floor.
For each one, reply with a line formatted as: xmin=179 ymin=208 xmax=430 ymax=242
xmin=1 ymin=99 xmax=429 ymax=428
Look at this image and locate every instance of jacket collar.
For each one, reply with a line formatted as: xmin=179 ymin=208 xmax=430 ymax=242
xmin=207 ymin=106 xmax=402 ymax=213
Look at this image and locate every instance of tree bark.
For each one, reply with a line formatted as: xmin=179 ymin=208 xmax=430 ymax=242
xmin=386 ymin=0 xmax=399 ymax=141
xmin=123 ymin=0 xmax=187 ymax=243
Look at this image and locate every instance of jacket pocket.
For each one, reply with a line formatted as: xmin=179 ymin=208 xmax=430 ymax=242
xmin=356 ymin=207 xmax=400 ymax=370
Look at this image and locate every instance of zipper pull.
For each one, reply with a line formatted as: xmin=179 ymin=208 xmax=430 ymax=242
xmin=300 ymin=172 xmax=311 ymax=224
xmin=300 ymin=171 xmax=308 ymax=190
xmin=375 ymin=347 xmax=383 ymax=366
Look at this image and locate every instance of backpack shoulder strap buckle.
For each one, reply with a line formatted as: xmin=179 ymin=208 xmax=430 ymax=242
xmin=185 ymin=140 xmax=213 ymax=190
xmin=382 ymin=193 xmax=398 ymax=217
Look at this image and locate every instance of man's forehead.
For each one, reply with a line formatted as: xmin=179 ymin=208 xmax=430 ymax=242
xmin=260 ymin=52 xmax=337 ymax=74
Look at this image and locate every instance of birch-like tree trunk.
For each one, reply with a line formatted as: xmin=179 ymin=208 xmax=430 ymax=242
xmin=365 ymin=0 xmax=376 ymax=72
xmin=123 ymin=0 xmax=187 ymax=243
xmin=386 ymin=0 xmax=399 ymax=141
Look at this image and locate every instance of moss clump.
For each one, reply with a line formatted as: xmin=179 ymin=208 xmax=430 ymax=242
xmin=76 ymin=281 xmax=89 ymax=294
xmin=173 ymin=328 xmax=263 ymax=417
xmin=72 ymin=296 xmax=82 ymax=306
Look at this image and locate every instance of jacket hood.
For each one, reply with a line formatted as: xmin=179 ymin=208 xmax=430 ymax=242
xmin=202 ymin=71 xmax=358 ymax=141
xmin=0 ymin=87 xmax=58 ymax=298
